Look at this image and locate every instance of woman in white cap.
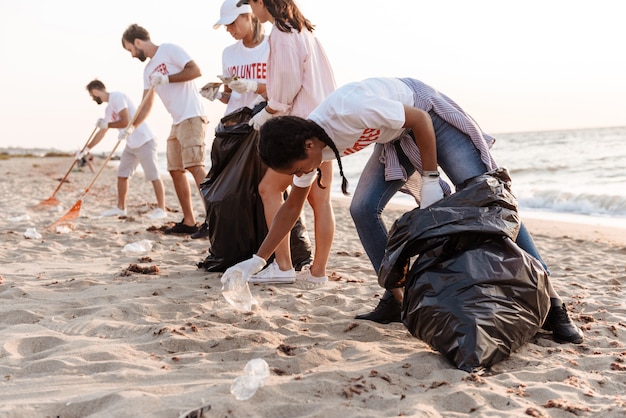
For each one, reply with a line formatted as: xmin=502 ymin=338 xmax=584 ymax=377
xmin=204 ymin=0 xmax=269 ymax=115
xmin=193 ymin=0 xmax=270 ymax=240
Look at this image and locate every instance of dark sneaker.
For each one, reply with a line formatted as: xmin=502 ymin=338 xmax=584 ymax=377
xmin=355 ymin=296 xmax=402 ymax=324
xmin=542 ymin=303 xmax=584 ymax=344
xmin=191 ymin=222 xmax=210 ymax=239
xmin=164 ymin=221 xmax=199 ymax=235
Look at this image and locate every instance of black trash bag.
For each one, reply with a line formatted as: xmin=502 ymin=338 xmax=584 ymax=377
xmin=197 ymin=104 xmax=312 ymax=272
xmin=379 ymin=168 xmax=550 ymax=372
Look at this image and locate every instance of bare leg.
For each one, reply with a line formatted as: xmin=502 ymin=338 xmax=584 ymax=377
xmin=117 ymin=177 xmax=129 ymax=210
xmin=169 ymin=169 xmax=196 ymax=226
xmin=151 ymin=178 xmax=166 ymax=210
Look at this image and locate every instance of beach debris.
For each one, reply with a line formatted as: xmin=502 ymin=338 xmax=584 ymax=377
xmin=221 ymin=269 xmax=258 ymax=312
xmin=525 ymin=407 xmax=549 ymax=417
xmin=230 ymin=358 xmax=270 ymax=400
xmin=55 ymin=225 xmax=73 ymax=234
xmin=543 ymin=398 xmax=591 ymax=414
xmin=178 ymin=403 xmax=211 ymax=418
xmin=23 ymin=228 xmax=42 ymax=239
xmin=123 ymin=239 xmax=153 ymax=254
xmin=122 ymin=263 xmax=160 ymax=276
xmin=277 ymin=343 xmax=296 ymax=356
xmin=343 ymin=322 xmax=359 ymax=332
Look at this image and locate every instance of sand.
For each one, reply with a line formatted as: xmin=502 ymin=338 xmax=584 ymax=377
xmin=1 ymin=155 xmax=625 ymax=418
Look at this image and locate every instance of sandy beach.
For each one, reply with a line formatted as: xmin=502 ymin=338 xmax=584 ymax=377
xmin=1 ymin=155 xmax=625 ymax=418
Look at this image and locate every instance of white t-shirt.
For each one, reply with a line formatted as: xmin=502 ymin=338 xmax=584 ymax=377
xmin=143 ymin=43 xmax=206 ymax=124
xmin=293 ymin=78 xmax=413 ymax=188
xmin=221 ymin=36 xmax=269 ymax=115
xmin=105 ymin=91 xmax=153 ymax=149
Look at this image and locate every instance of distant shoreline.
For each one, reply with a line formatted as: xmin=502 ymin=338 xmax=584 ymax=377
xmin=5 ymin=151 xmax=626 ymax=233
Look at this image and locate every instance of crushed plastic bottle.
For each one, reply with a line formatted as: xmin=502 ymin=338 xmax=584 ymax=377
xmin=230 ymin=358 xmax=270 ymax=400
xmin=221 ymin=269 xmax=258 ymax=312
xmin=55 ymin=225 xmax=72 ymax=234
xmin=24 ymin=228 xmax=42 ymax=239
xmin=123 ymin=239 xmax=153 ymax=254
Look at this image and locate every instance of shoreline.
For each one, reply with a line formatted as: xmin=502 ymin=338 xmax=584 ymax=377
xmin=332 ymin=194 xmax=626 ymax=247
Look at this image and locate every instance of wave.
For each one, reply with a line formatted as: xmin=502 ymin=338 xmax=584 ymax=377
xmin=517 ymin=189 xmax=626 ymax=217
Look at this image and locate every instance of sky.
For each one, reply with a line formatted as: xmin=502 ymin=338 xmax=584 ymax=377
xmin=1 ymin=0 xmax=624 ymax=153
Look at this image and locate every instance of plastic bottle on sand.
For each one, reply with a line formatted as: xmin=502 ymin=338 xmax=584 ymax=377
xmin=230 ymin=358 xmax=270 ymax=400
xmin=221 ymin=268 xmax=258 ymax=312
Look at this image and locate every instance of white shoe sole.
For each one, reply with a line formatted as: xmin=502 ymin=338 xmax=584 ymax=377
xmin=248 ymin=276 xmax=296 ymax=285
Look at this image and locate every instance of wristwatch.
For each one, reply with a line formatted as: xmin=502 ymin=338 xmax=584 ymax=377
xmin=423 ymin=170 xmax=440 ymax=178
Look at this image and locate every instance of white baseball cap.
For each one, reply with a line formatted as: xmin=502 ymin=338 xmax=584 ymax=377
xmin=213 ymin=0 xmax=253 ymax=29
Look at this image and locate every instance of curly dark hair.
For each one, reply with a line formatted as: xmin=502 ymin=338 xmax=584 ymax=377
xmin=258 ymin=116 xmax=349 ymax=195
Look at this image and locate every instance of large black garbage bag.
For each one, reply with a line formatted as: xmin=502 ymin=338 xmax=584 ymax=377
xmin=379 ymin=168 xmax=550 ymax=372
xmin=198 ymin=104 xmax=312 ymax=272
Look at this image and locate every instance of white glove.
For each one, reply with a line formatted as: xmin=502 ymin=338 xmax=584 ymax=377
xmin=200 ymin=86 xmax=222 ymax=101
xmin=96 ymin=118 xmax=108 ymax=130
xmin=150 ymin=72 xmax=169 ymax=87
xmin=420 ymin=173 xmax=444 ymax=208
xmin=221 ymin=255 xmax=266 ymax=284
xmin=75 ymin=147 xmax=90 ymax=160
xmin=228 ymin=78 xmax=258 ymax=94
xmin=217 ymin=75 xmax=235 ymax=84
xmin=118 ymin=125 xmax=134 ymax=141
xmin=249 ymin=108 xmax=274 ymax=130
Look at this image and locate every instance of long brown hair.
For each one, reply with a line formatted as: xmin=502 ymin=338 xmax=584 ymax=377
xmin=255 ymin=0 xmax=315 ymax=33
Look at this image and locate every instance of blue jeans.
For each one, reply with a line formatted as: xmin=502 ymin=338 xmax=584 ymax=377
xmin=350 ymin=112 xmax=548 ymax=280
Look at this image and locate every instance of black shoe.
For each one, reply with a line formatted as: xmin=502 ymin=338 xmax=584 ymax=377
xmin=355 ymin=296 xmax=402 ymax=324
xmin=542 ymin=303 xmax=584 ymax=344
xmin=164 ymin=221 xmax=199 ymax=235
xmin=191 ymin=222 xmax=209 ymax=239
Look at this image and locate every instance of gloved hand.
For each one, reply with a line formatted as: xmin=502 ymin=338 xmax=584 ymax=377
xmin=420 ymin=173 xmax=444 ymax=208
xmin=118 ymin=125 xmax=134 ymax=141
xmin=75 ymin=146 xmax=90 ymax=160
xmin=249 ymin=108 xmax=274 ymax=130
xmin=96 ymin=118 xmax=108 ymax=130
xmin=199 ymin=86 xmax=222 ymax=101
xmin=229 ymin=78 xmax=258 ymax=94
xmin=150 ymin=72 xmax=169 ymax=87
xmin=217 ymin=75 xmax=235 ymax=85
xmin=221 ymin=254 xmax=266 ymax=284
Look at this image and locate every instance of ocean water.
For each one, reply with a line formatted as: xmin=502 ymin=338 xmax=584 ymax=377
xmin=5 ymin=126 xmax=625 ymax=228
xmin=332 ymin=126 xmax=626 ymax=228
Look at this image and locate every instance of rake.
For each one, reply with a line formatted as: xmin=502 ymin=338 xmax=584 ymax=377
xmin=31 ymin=126 xmax=98 ymax=210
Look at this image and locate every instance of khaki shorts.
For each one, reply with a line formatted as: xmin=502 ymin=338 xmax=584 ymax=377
xmin=166 ymin=116 xmax=208 ymax=171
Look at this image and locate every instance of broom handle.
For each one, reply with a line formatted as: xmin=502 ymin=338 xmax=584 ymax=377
xmin=49 ymin=126 xmax=98 ymax=197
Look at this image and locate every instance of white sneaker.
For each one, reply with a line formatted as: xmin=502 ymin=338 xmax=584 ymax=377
xmin=249 ymin=260 xmax=296 ymax=284
xmin=147 ymin=208 xmax=167 ymax=220
xmin=295 ymin=265 xmax=328 ymax=289
xmin=100 ymin=207 xmax=127 ymax=217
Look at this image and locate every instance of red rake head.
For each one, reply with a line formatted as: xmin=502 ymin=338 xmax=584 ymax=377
xmin=31 ymin=196 xmax=61 ymax=211
xmin=45 ymin=200 xmax=82 ymax=231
